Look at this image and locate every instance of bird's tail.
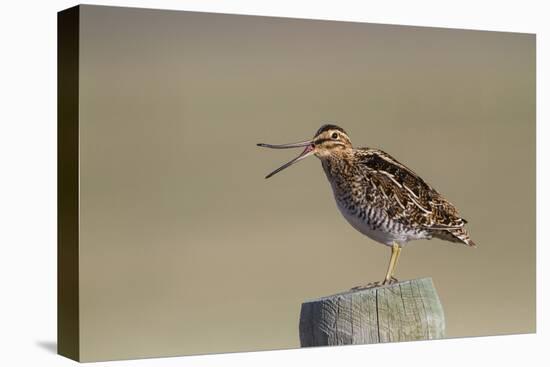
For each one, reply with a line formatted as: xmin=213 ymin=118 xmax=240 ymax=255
xmin=455 ymin=230 xmax=476 ymax=247
xmin=433 ymin=227 xmax=477 ymax=247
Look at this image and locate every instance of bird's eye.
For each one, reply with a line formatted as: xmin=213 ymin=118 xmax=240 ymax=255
xmin=331 ymin=132 xmax=338 ymax=139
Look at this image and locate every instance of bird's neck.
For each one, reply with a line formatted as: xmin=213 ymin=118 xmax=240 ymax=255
xmin=320 ymin=151 xmax=355 ymax=184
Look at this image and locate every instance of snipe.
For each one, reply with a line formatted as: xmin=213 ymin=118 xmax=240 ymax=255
xmin=258 ymin=124 xmax=475 ymax=288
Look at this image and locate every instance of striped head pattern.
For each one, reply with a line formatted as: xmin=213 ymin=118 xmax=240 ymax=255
xmin=257 ymin=123 xmax=352 ymax=178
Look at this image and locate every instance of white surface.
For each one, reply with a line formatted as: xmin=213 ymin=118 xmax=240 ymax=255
xmin=0 ymin=0 xmax=547 ymax=366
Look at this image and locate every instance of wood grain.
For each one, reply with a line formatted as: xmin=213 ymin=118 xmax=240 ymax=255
xmin=299 ymin=278 xmax=445 ymax=346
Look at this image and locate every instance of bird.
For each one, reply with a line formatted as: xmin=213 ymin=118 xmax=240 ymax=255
xmin=257 ymin=124 xmax=476 ymax=288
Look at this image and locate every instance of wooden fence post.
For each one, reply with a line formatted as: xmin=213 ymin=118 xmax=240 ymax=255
xmin=299 ymin=278 xmax=445 ymax=346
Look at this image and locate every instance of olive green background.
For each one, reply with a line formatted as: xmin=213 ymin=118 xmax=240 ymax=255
xmin=77 ymin=5 xmax=535 ymax=361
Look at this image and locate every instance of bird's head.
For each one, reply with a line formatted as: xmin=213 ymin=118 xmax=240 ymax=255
xmin=310 ymin=124 xmax=353 ymax=158
xmin=257 ymin=124 xmax=353 ymax=178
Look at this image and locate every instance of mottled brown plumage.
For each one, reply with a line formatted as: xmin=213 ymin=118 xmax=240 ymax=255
xmin=324 ymin=145 xmax=475 ymax=247
xmin=258 ymin=124 xmax=475 ymax=287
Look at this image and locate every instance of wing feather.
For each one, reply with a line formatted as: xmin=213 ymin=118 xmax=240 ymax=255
xmin=356 ymin=148 xmax=467 ymax=229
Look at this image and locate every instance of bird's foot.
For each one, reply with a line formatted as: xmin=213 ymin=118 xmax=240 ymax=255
xmin=350 ymin=281 xmax=382 ymax=291
xmin=351 ymin=277 xmax=399 ymax=291
xmin=381 ymin=277 xmax=399 ymax=286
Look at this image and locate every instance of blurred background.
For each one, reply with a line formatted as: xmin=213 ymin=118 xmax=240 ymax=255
xmin=78 ymin=5 xmax=535 ymax=361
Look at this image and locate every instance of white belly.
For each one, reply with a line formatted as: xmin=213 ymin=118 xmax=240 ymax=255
xmin=335 ymin=199 xmax=426 ymax=246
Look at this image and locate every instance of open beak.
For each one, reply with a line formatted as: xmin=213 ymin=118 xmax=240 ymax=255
xmin=257 ymin=140 xmax=315 ymax=179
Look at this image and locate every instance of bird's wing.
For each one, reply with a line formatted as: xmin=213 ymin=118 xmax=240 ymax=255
xmin=356 ymin=148 xmax=467 ymax=229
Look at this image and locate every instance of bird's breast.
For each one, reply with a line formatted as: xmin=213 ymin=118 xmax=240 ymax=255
xmin=331 ymin=186 xmax=429 ymax=246
xmin=334 ymin=198 xmax=397 ymax=246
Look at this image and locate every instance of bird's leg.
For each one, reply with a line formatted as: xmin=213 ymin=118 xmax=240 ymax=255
xmin=389 ymin=244 xmax=402 ymax=283
xmin=382 ymin=242 xmax=400 ymax=285
xmin=350 ymin=242 xmax=401 ymax=291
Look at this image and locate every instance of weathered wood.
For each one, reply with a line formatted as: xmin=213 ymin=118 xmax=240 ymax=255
xmin=299 ymin=278 xmax=445 ymax=346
